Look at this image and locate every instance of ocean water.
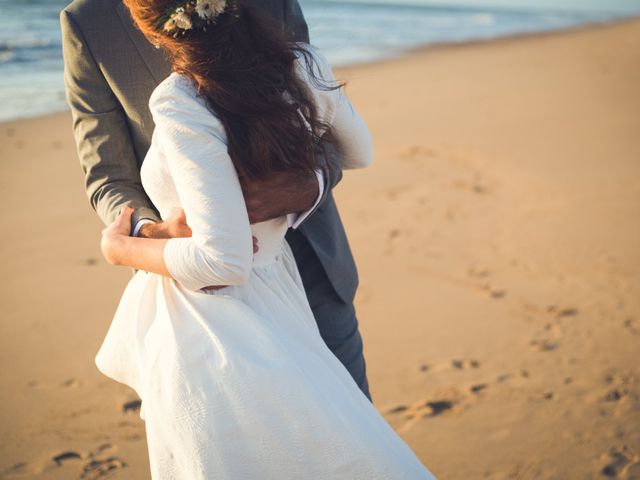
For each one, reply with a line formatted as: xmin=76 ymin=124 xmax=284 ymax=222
xmin=0 ymin=0 xmax=638 ymax=122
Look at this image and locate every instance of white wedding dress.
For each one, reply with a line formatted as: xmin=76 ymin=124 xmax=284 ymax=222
xmin=95 ymin=45 xmax=436 ymax=479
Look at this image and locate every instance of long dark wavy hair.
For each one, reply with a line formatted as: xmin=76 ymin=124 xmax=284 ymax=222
xmin=124 ymin=0 xmax=340 ymax=179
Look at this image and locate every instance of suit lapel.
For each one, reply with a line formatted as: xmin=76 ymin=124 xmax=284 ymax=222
xmin=114 ymin=2 xmax=172 ymax=84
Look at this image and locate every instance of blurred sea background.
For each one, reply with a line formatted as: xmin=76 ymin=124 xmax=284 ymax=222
xmin=0 ymin=0 xmax=639 ymax=122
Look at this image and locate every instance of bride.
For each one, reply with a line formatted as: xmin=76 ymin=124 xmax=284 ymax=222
xmin=97 ymin=0 xmax=436 ymax=478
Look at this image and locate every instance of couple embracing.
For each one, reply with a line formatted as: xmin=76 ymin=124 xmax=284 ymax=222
xmin=61 ymin=0 xmax=436 ymax=477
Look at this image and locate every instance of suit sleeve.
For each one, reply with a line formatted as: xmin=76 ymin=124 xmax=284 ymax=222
xmin=151 ymin=78 xmax=254 ymax=291
xmin=60 ymin=9 xmax=161 ymax=229
xmin=283 ymin=0 xmax=310 ymax=43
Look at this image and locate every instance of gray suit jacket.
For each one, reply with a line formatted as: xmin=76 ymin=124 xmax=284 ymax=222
xmin=60 ymin=0 xmax=359 ymax=303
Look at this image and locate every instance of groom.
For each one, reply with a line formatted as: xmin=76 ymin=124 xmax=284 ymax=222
xmin=60 ymin=0 xmax=371 ymax=400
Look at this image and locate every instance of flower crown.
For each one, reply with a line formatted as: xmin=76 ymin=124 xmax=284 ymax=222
xmin=155 ymin=0 xmax=236 ymax=37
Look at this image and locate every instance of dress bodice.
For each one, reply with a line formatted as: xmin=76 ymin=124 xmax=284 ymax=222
xmin=141 ymin=138 xmax=289 ymax=269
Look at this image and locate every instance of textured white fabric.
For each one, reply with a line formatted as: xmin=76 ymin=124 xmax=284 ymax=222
xmin=95 ymin=45 xmax=435 ymax=479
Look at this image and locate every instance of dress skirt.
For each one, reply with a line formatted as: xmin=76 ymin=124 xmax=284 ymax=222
xmin=95 ymin=242 xmax=436 ymax=479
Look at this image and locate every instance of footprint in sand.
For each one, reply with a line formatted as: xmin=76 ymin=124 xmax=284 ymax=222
xmin=529 ymin=321 xmax=563 ymax=353
xmin=529 ymin=338 xmax=559 ymax=352
xmin=3 ymin=450 xmax=87 ymax=478
xmin=393 ymin=359 xmax=495 ymax=433
xmin=451 ymin=359 xmax=480 ymax=370
xmin=399 ymin=399 xmax=462 ymax=433
xmin=380 ymin=396 xmax=461 ymax=419
xmin=486 ymin=287 xmax=506 ymax=299
xmin=477 ymin=281 xmax=506 ymax=299
xmin=601 ymin=370 xmax=638 ymax=404
xmin=385 ymin=228 xmax=407 ymax=254
xmin=25 ymin=378 xmax=83 ymax=390
xmin=381 ymin=385 xmax=472 ymax=433
xmin=53 ymin=451 xmax=83 ymax=465
xmin=548 ymin=306 xmax=579 ymax=318
xmin=543 ymin=321 xmax=563 ymax=336
xmin=61 ymin=378 xmax=82 ymax=388
xmin=525 ymin=303 xmax=579 ymax=321
xmin=558 ymin=307 xmax=578 ymax=317
xmin=470 ymin=383 xmax=488 ymax=394
xmin=465 ymin=267 xmax=506 ymax=298
xmin=388 ymin=228 xmax=401 ymax=240
xmin=420 ymin=358 xmax=480 ymax=373
xmin=44 ymin=443 xmax=125 ymax=480
xmin=383 ymin=397 xmax=463 ymax=434
xmin=599 ymin=446 xmax=640 ymax=478
xmin=1 ymin=462 xmax=30 ymax=478
xmin=624 ymin=318 xmax=640 ymax=336
xmin=604 ymin=389 xmax=627 ymax=402
xmin=494 ymin=370 xmax=531 ymax=389
xmin=526 ymin=304 xmax=579 ymax=353
xmin=122 ymin=398 xmax=142 ymax=414
xmin=80 ymin=456 xmax=126 ymax=480
xmin=385 ymin=185 xmax=411 ymax=201
xmin=467 ymin=265 xmax=491 ymax=280
xmin=400 ymin=145 xmax=437 ymax=161
xmin=452 ymin=178 xmax=490 ymax=195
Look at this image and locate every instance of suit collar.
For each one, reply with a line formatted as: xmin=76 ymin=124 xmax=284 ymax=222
xmin=114 ymin=2 xmax=172 ymax=84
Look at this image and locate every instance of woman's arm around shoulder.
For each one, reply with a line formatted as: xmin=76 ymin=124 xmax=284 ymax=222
xmin=298 ymin=45 xmax=374 ymax=170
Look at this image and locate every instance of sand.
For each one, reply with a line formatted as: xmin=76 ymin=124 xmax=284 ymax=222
xmin=1 ymin=19 xmax=639 ymax=480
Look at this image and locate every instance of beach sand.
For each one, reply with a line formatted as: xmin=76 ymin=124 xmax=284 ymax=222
xmin=1 ymin=19 xmax=639 ymax=479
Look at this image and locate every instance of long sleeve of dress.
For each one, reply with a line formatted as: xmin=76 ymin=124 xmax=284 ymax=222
xmin=330 ymin=90 xmax=373 ymax=170
xmin=298 ymin=46 xmax=374 ymax=170
xmin=150 ymin=75 xmax=253 ymax=292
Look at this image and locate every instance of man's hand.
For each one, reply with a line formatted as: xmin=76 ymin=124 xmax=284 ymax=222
xmin=239 ymin=170 xmax=319 ymax=224
xmin=137 ymin=209 xmax=192 ymax=239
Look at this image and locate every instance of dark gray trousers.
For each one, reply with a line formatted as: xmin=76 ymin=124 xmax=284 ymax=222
xmin=286 ymin=229 xmax=371 ymax=401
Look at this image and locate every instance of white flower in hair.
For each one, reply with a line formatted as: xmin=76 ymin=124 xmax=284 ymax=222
xmin=195 ymin=0 xmax=227 ymax=21
xmin=163 ymin=17 xmax=177 ymax=32
xmin=172 ymin=10 xmax=193 ymax=30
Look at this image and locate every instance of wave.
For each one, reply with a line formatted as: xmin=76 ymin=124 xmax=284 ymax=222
xmin=0 ymin=0 xmax=638 ymax=122
xmin=0 ymin=51 xmax=14 ymax=64
xmin=0 ymin=37 xmax=60 ymax=65
xmin=0 ymin=38 xmax=55 ymax=50
xmin=305 ymin=0 xmax=640 ymax=15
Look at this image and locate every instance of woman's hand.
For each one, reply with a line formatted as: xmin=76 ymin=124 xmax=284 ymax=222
xmin=101 ymin=206 xmax=134 ymax=266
